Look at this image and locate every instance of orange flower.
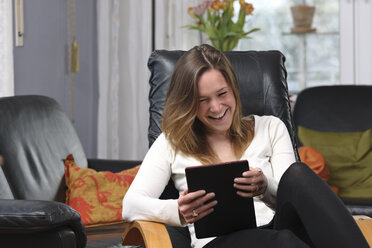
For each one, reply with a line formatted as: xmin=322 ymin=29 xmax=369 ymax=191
xmin=210 ymin=0 xmax=226 ymax=12
xmin=241 ymin=2 xmax=254 ymax=15
xmin=188 ymin=7 xmax=196 ymax=18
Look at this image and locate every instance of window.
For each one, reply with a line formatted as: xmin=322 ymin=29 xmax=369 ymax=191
xmin=236 ymin=0 xmax=339 ymax=93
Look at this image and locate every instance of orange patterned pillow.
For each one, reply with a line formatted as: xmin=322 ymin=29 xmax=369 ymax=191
xmin=64 ymin=154 xmax=139 ymax=226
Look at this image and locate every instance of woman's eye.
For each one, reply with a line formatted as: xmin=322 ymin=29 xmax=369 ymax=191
xmin=218 ymin=91 xmax=227 ymax=97
xmin=200 ymin=98 xmax=207 ymax=103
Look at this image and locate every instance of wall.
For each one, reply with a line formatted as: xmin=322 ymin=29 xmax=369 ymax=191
xmin=13 ymin=0 xmax=98 ymax=157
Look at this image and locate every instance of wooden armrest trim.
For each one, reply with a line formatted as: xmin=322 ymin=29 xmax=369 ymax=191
xmin=122 ymin=220 xmax=172 ymax=248
xmin=353 ymin=215 xmax=372 ymax=247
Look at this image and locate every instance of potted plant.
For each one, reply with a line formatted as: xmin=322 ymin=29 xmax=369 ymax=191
xmin=290 ymin=1 xmax=316 ymax=33
xmin=186 ymin=0 xmax=259 ymax=51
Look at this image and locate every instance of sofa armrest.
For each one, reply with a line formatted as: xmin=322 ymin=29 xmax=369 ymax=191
xmin=122 ymin=220 xmax=172 ymax=247
xmin=87 ymin=158 xmax=142 ymax=172
xmin=0 ymin=199 xmax=86 ymax=247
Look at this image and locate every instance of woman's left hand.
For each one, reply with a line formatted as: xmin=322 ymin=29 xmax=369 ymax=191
xmin=233 ymin=167 xmax=268 ymax=198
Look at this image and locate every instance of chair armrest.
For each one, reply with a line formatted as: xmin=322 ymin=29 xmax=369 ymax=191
xmin=87 ymin=158 xmax=142 ymax=172
xmin=0 ymin=199 xmax=86 ymax=247
xmin=122 ymin=220 xmax=172 ymax=248
xmin=353 ymin=215 xmax=372 ymax=247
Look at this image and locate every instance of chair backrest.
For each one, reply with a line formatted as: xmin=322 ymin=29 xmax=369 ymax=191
xmin=147 ymin=50 xmax=299 ymax=160
xmin=147 ymin=50 xmax=301 ymax=247
xmin=0 ymin=95 xmax=87 ymax=202
xmin=293 ymin=85 xmax=372 ymax=145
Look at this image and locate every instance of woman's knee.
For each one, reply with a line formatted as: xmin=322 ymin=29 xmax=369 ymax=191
xmin=272 ymin=229 xmax=310 ymax=248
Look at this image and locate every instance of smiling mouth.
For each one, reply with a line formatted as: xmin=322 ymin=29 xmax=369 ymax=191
xmin=208 ymin=109 xmax=228 ymax=120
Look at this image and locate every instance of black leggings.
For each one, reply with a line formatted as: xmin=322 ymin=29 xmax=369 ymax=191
xmin=204 ymin=162 xmax=369 ymax=248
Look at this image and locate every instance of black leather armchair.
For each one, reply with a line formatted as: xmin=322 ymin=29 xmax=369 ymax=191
xmin=139 ymin=49 xmax=299 ymax=247
xmin=122 ymin=51 xmax=372 ymax=247
xmin=0 ymin=95 xmax=141 ymax=248
xmin=292 ymin=85 xmax=372 ymax=217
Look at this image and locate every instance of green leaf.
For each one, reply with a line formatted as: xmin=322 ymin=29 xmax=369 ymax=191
xmin=184 ymin=25 xmax=205 ymax=32
xmin=244 ymin=28 xmax=260 ymax=35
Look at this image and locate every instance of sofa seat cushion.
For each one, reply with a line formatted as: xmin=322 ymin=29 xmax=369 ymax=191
xmin=298 ymin=126 xmax=372 ymax=199
xmin=65 ymin=154 xmax=139 ymax=226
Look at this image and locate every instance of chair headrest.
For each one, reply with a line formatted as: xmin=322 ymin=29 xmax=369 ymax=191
xmin=147 ymin=50 xmax=299 ymax=160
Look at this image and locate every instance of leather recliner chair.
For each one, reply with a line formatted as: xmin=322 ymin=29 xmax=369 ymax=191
xmin=293 ymin=85 xmax=372 ymax=217
xmin=122 ymin=50 xmax=371 ymax=247
xmin=138 ymin=49 xmax=300 ymax=247
xmin=0 ymin=95 xmax=141 ymax=248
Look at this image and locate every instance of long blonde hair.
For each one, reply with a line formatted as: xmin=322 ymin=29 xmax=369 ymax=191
xmin=161 ymin=44 xmax=254 ymax=164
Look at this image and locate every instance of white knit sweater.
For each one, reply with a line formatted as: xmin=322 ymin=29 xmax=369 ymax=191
xmin=123 ymin=115 xmax=296 ymax=248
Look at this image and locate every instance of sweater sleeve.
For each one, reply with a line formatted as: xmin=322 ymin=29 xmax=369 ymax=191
xmin=260 ymin=116 xmax=296 ymax=208
xmin=122 ymin=134 xmax=183 ymax=226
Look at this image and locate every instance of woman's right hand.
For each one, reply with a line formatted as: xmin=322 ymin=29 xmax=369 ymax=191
xmin=178 ymin=189 xmax=217 ymax=224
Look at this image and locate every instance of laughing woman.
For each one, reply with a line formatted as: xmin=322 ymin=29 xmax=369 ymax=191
xmin=122 ymin=44 xmax=368 ymax=248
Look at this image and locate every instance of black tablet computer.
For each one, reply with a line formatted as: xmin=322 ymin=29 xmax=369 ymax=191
xmin=185 ymin=160 xmax=257 ymax=238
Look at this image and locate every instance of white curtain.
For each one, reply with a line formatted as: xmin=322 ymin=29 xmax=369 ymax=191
xmin=97 ymin=0 xmax=151 ymax=160
xmin=97 ymin=0 xmax=203 ymax=160
xmin=155 ymin=0 xmax=202 ymax=50
xmin=0 ymin=0 xmax=14 ymax=97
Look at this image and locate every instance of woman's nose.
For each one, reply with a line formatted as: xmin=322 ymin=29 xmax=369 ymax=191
xmin=209 ymin=98 xmax=221 ymax=113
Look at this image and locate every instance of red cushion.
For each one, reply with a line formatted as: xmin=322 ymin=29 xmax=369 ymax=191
xmin=64 ymin=154 xmax=139 ymax=226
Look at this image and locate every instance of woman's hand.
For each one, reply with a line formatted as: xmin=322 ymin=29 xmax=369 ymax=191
xmin=233 ymin=167 xmax=268 ymax=198
xmin=178 ymin=189 xmax=217 ymax=224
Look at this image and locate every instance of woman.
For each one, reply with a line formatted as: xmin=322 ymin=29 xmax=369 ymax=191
xmin=122 ymin=44 xmax=367 ymax=248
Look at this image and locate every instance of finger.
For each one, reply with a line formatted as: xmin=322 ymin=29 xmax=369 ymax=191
xmin=186 ymin=207 xmax=215 ymax=224
xmin=242 ymin=170 xmax=256 ymax=178
xmin=243 ymin=167 xmax=263 ymax=177
xmin=178 ymin=190 xmax=206 ymax=205
xmin=178 ymin=190 xmax=204 ymax=215
xmin=179 ymin=192 xmax=215 ymax=216
xmin=185 ymin=199 xmax=218 ymax=219
xmin=236 ymin=190 xmax=255 ymax=198
xmin=180 ymin=189 xmax=189 ymax=196
xmin=236 ymin=184 xmax=266 ymax=198
xmin=234 ymin=176 xmax=261 ymax=185
xmin=233 ymin=183 xmax=256 ymax=192
xmin=236 ymin=189 xmax=262 ymax=198
xmin=186 ymin=192 xmax=215 ymax=212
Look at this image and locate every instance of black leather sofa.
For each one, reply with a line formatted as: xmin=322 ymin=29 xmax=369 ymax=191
xmin=0 ymin=95 xmax=140 ymax=248
xmin=293 ymin=85 xmax=372 ymax=218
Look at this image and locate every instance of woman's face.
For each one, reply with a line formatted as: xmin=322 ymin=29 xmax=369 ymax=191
xmin=196 ymin=69 xmax=236 ymax=136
